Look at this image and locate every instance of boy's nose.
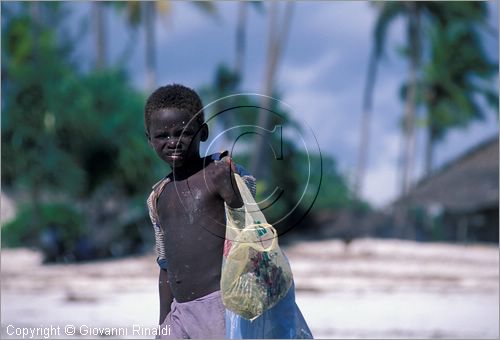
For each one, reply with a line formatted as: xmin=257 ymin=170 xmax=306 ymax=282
xmin=167 ymin=138 xmax=179 ymax=148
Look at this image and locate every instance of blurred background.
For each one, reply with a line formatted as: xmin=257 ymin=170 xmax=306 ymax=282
xmin=1 ymin=1 xmax=498 ymax=339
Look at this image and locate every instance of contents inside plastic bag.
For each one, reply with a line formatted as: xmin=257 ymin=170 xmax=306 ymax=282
xmin=221 ymin=174 xmax=293 ymax=320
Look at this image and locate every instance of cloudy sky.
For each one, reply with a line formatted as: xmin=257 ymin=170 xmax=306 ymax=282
xmin=70 ymin=1 xmax=498 ymax=207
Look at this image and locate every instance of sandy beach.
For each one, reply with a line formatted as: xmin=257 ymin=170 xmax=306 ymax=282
xmin=1 ymin=238 xmax=498 ymax=339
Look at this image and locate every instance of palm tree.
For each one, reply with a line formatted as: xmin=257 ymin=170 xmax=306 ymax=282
xmin=234 ymin=1 xmax=263 ymax=82
xmin=115 ymin=1 xmax=217 ymax=91
xmin=355 ymin=2 xmax=422 ymax=197
xmin=421 ymin=17 xmax=498 ymax=173
xmin=354 ymin=2 xmax=400 ymax=198
xmin=401 ymin=2 xmax=421 ymax=195
xmin=234 ymin=1 xmax=247 ymax=81
xmin=372 ymin=1 xmax=422 ymax=199
xmin=250 ymin=1 xmax=294 ymax=179
xmin=128 ymin=1 xmax=163 ymax=91
xmin=143 ymin=1 xmax=156 ymax=91
xmin=356 ymin=1 xmax=495 ymax=196
xmin=92 ymin=2 xmax=107 ymax=70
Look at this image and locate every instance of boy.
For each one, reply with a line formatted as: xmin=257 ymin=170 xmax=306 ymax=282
xmin=145 ymin=84 xmax=244 ymax=339
xmin=145 ymin=84 xmax=312 ymax=339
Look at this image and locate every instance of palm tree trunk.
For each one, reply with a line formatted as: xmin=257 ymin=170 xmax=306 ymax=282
xmin=354 ymin=47 xmax=379 ymax=198
xmin=214 ymin=1 xmax=247 ymax=148
xmin=234 ymin=1 xmax=247 ymax=80
xmin=30 ymin=1 xmax=41 ymax=57
xmin=92 ymin=2 xmax=106 ymax=70
xmin=400 ymin=2 xmax=420 ymax=196
xmin=143 ymin=1 xmax=156 ymax=91
xmin=250 ymin=2 xmax=294 ymax=179
xmin=29 ymin=1 xmax=43 ymax=233
xmin=424 ymin=133 xmax=432 ymax=175
xmin=424 ymin=126 xmax=436 ymax=175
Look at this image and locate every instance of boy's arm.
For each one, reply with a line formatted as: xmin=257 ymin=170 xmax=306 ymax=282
xmin=212 ymin=158 xmax=243 ymax=208
xmin=147 ymin=180 xmax=173 ymax=325
xmin=159 ymin=269 xmax=174 ymax=325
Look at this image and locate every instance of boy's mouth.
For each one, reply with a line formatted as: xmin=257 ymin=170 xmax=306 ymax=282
xmin=166 ymin=152 xmax=184 ymax=160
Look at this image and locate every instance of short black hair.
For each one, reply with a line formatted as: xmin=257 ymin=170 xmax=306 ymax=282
xmin=144 ymin=84 xmax=204 ymax=133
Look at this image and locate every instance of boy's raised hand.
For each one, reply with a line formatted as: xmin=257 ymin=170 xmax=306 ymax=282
xmin=209 ymin=156 xmax=243 ymax=209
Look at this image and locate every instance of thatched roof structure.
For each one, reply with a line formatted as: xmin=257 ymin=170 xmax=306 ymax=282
xmin=399 ymin=136 xmax=498 ymax=213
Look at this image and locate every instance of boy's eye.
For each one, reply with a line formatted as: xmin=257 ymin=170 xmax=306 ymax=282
xmin=155 ymin=134 xmax=169 ymax=139
xmin=174 ymin=129 xmax=194 ymax=138
xmin=154 ymin=127 xmax=194 ymax=139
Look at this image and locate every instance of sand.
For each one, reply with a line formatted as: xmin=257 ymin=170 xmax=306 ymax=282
xmin=1 ymin=238 xmax=498 ymax=339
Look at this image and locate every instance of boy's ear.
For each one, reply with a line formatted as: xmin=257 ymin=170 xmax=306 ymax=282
xmin=200 ymin=123 xmax=209 ymax=142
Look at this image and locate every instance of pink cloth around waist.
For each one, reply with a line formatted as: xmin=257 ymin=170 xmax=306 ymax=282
xmin=159 ymin=290 xmax=226 ymax=339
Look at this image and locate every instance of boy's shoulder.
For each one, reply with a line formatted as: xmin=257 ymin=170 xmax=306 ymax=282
xmin=148 ymin=151 xmax=255 ymax=206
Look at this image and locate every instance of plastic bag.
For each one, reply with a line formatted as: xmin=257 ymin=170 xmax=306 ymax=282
xmin=221 ymin=173 xmax=293 ymax=320
xmin=225 ymin=282 xmax=314 ymax=339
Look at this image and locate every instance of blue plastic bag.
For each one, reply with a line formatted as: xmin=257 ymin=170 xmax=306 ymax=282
xmin=226 ymin=281 xmax=313 ymax=339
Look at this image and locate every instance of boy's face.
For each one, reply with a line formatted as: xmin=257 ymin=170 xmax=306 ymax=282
xmin=148 ymin=108 xmax=207 ymax=168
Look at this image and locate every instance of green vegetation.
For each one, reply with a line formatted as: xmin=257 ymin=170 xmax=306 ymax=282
xmin=2 ymin=203 xmax=85 ymax=261
xmin=2 ymin=3 xmax=161 ymax=261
